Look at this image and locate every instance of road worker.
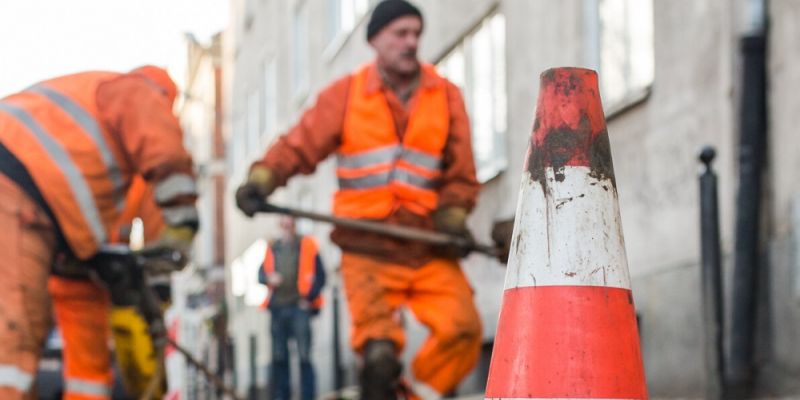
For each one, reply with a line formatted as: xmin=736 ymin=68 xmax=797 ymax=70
xmin=48 ymin=175 xmax=167 ymax=400
xmin=235 ymin=1 xmax=482 ymax=398
xmin=0 ymin=65 xmax=198 ymax=400
xmin=51 ymin=173 xmax=173 ymax=400
xmin=258 ymin=217 xmax=326 ymax=400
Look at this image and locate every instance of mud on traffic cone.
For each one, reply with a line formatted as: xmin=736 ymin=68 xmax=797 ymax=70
xmin=485 ymin=68 xmax=647 ymax=399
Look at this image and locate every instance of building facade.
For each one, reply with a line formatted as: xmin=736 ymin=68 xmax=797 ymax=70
xmin=169 ymin=32 xmax=230 ymax=400
xmin=220 ymin=0 xmax=800 ymax=397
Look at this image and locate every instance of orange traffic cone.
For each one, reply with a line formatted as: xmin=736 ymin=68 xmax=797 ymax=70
xmin=485 ymin=67 xmax=647 ymax=399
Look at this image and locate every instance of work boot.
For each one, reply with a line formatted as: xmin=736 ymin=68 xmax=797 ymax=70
xmin=360 ymin=340 xmax=402 ymax=400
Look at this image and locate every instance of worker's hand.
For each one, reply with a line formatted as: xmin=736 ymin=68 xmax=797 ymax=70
xmin=235 ymin=166 xmax=278 ymax=217
xmin=298 ymin=298 xmax=312 ymax=310
xmin=432 ymin=206 xmax=474 ymax=258
xmin=432 ymin=206 xmax=469 ymax=235
xmin=491 ymin=219 xmax=515 ymax=265
xmin=266 ymin=272 xmax=283 ymax=287
xmin=143 ymin=225 xmax=195 ymax=273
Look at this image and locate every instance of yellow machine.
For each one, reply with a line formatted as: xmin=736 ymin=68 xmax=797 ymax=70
xmin=110 ymin=306 xmax=164 ymax=398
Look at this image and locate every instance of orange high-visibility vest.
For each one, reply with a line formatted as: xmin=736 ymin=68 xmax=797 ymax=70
xmin=0 ymin=71 xmax=195 ymax=259
xmin=260 ymin=236 xmax=323 ymax=310
xmin=333 ymin=64 xmax=450 ymax=219
xmin=0 ymin=72 xmax=125 ymax=258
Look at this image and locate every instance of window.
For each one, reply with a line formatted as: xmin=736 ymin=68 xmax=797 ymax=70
xmin=261 ymin=59 xmax=277 ymax=147
xmin=246 ymin=90 xmax=260 ymax=159
xmin=296 ymin=191 xmax=314 ymax=235
xmin=230 ymin=240 xmax=268 ymax=307
xmin=586 ymin=0 xmax=654 ymax=111
xmin=292 ymin=2 xmax=310 ymax=98
xmin=228 ymin=113 xmax=247 ymax=181
xmin=438 ymin=13 xmax=508 ymax=183
xmin=327 ymin=0 xmax=370 ymax=44
xmin=244 ymin=0 xmax=256 ymax=31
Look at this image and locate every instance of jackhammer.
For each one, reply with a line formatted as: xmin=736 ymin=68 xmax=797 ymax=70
xmin=90 ymin=245 xmax=242 ymax=400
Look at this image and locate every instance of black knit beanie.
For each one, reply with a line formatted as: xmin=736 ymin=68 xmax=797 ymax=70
xmin=366 ymin=0 xmax=423 ymax=41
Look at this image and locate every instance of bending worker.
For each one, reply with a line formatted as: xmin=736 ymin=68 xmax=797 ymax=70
xmin=0 ymin=65 xmax=198 ymax=400
xmin=49 ymin=174 xmax=172 ymax=400
xmin=236 ymin=1 xmax=481 ymax=398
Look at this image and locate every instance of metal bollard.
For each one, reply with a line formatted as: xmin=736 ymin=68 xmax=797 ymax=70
xmin=332 ymin=282 xmax=345 ymax=393
xmin=699 ymin=146 xmax=726 ymax=400
xmin=248 ymin=335 xmax=257 ymax=400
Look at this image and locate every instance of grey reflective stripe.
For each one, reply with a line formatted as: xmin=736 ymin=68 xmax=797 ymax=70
xmin=338 ymin=168 xmax=438 ymax=190
xmin=155 ymin=173 xmax=197 ymax=205
xmin=0 ymin=365 xmax=34 ymax=392
xmin=336 ymin=145 xmax=400 ymax=169
xmin=27 ymin=85 xmax=126 ymax=209
xmin=400 ymin=148 xmax=441 ymax=170
xmin=393 ymin=168 xmax=439 ymax=189
xmin=162 ymin=205 xmax=199 ymax=226
xmin=0 ymin=103 xmax=107 ymax=244
xmin=338 ymin=170 xmax=391 ymax=189
xmin=65 ymin=378 xmax=112 ymax=397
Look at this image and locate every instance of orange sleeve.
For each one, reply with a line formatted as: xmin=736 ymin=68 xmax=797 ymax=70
xmin=96 ymin=75 xmax=195 ymax=190
xmin=253 ymin=75 xmax=351 ymax=186
xmin=137 ymin=186 xmax=167 ymax=243
xmin=438 ymin=81 xmax=480 ymax=211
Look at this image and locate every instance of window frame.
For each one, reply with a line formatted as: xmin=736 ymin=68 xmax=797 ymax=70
xmin=291 ymin=0 xmax=311 ymax=101
xmin=584 ymin=0 xmax=654 ymax=118
xmin=436 ymin=10 xmax=509 ymax=184
xmin=261 ymin=58 xmax=278 ymax=148
xmin=323 ymin=0 xmax=375 ymax=61
xmin=246 ymin=89 xmax=260 ymax=161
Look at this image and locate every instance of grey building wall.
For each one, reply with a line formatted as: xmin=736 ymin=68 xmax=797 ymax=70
xmin=219 ymin=0 xmax=800 ymax=397
xmin=759 ymin=0 xmax=800 ymax=396
xmin=172 ymin=33 xmax=228 ymax=398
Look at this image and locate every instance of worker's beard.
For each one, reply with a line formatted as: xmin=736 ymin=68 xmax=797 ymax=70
xmin=380 ymin=58 xmax=420 ymax=83
xmin=396 ymin=52 xmax=420 ymax=77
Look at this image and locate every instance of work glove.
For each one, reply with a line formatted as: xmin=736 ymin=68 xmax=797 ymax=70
xmin=235 ymin=166 xmax=277 ymax=217
xmin=432 ymin=206 xmax=474 ymax=259
xmin=142 ymin=225 xmax=195 ymax=273
xmin=491 ymin=218 xmax=515 ymax=265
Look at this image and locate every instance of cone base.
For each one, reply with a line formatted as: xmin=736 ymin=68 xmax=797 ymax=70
xmin=485 ymin=286 xmax=647 ymax=399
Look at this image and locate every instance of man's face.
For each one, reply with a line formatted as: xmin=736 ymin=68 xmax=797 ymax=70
xmin=369 ymin=15 xmax=422 ymax=76
xmin=279 ymin=217 xmax=296 ymax=237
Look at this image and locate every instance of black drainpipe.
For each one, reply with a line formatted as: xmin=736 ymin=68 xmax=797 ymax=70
xmin=728 ymin=0 xmax=768 ymax=396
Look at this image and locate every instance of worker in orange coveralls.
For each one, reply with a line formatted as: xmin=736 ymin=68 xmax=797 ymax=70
xmin=50 ymin=174 xmax=169 ymax=400
xmin=235 ymin=1 xmax=482 ymax=398
xmin=0 ymin=65 xmax=198 ymax=400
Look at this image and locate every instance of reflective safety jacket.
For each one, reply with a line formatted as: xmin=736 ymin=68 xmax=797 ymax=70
xmin=108 ymin=175 xmax=166 ymax=245
xmin=0 ymin=70 xmax=197 ymax=259
xmin=254 ymin=61 xmax=479 ymax=265
xmin=259 ymin=236 xmax=325 ymax=310
xmin=334 ymin=64 xmax=449 ymax=219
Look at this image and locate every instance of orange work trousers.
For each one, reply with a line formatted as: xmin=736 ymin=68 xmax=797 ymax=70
xmin=49 ymin=277 xmax=113 ymax=400
xmin=0 ymin=174 xmax=55 ymax=400
xmin=340 ymin=252 xmax=482 ymax=398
